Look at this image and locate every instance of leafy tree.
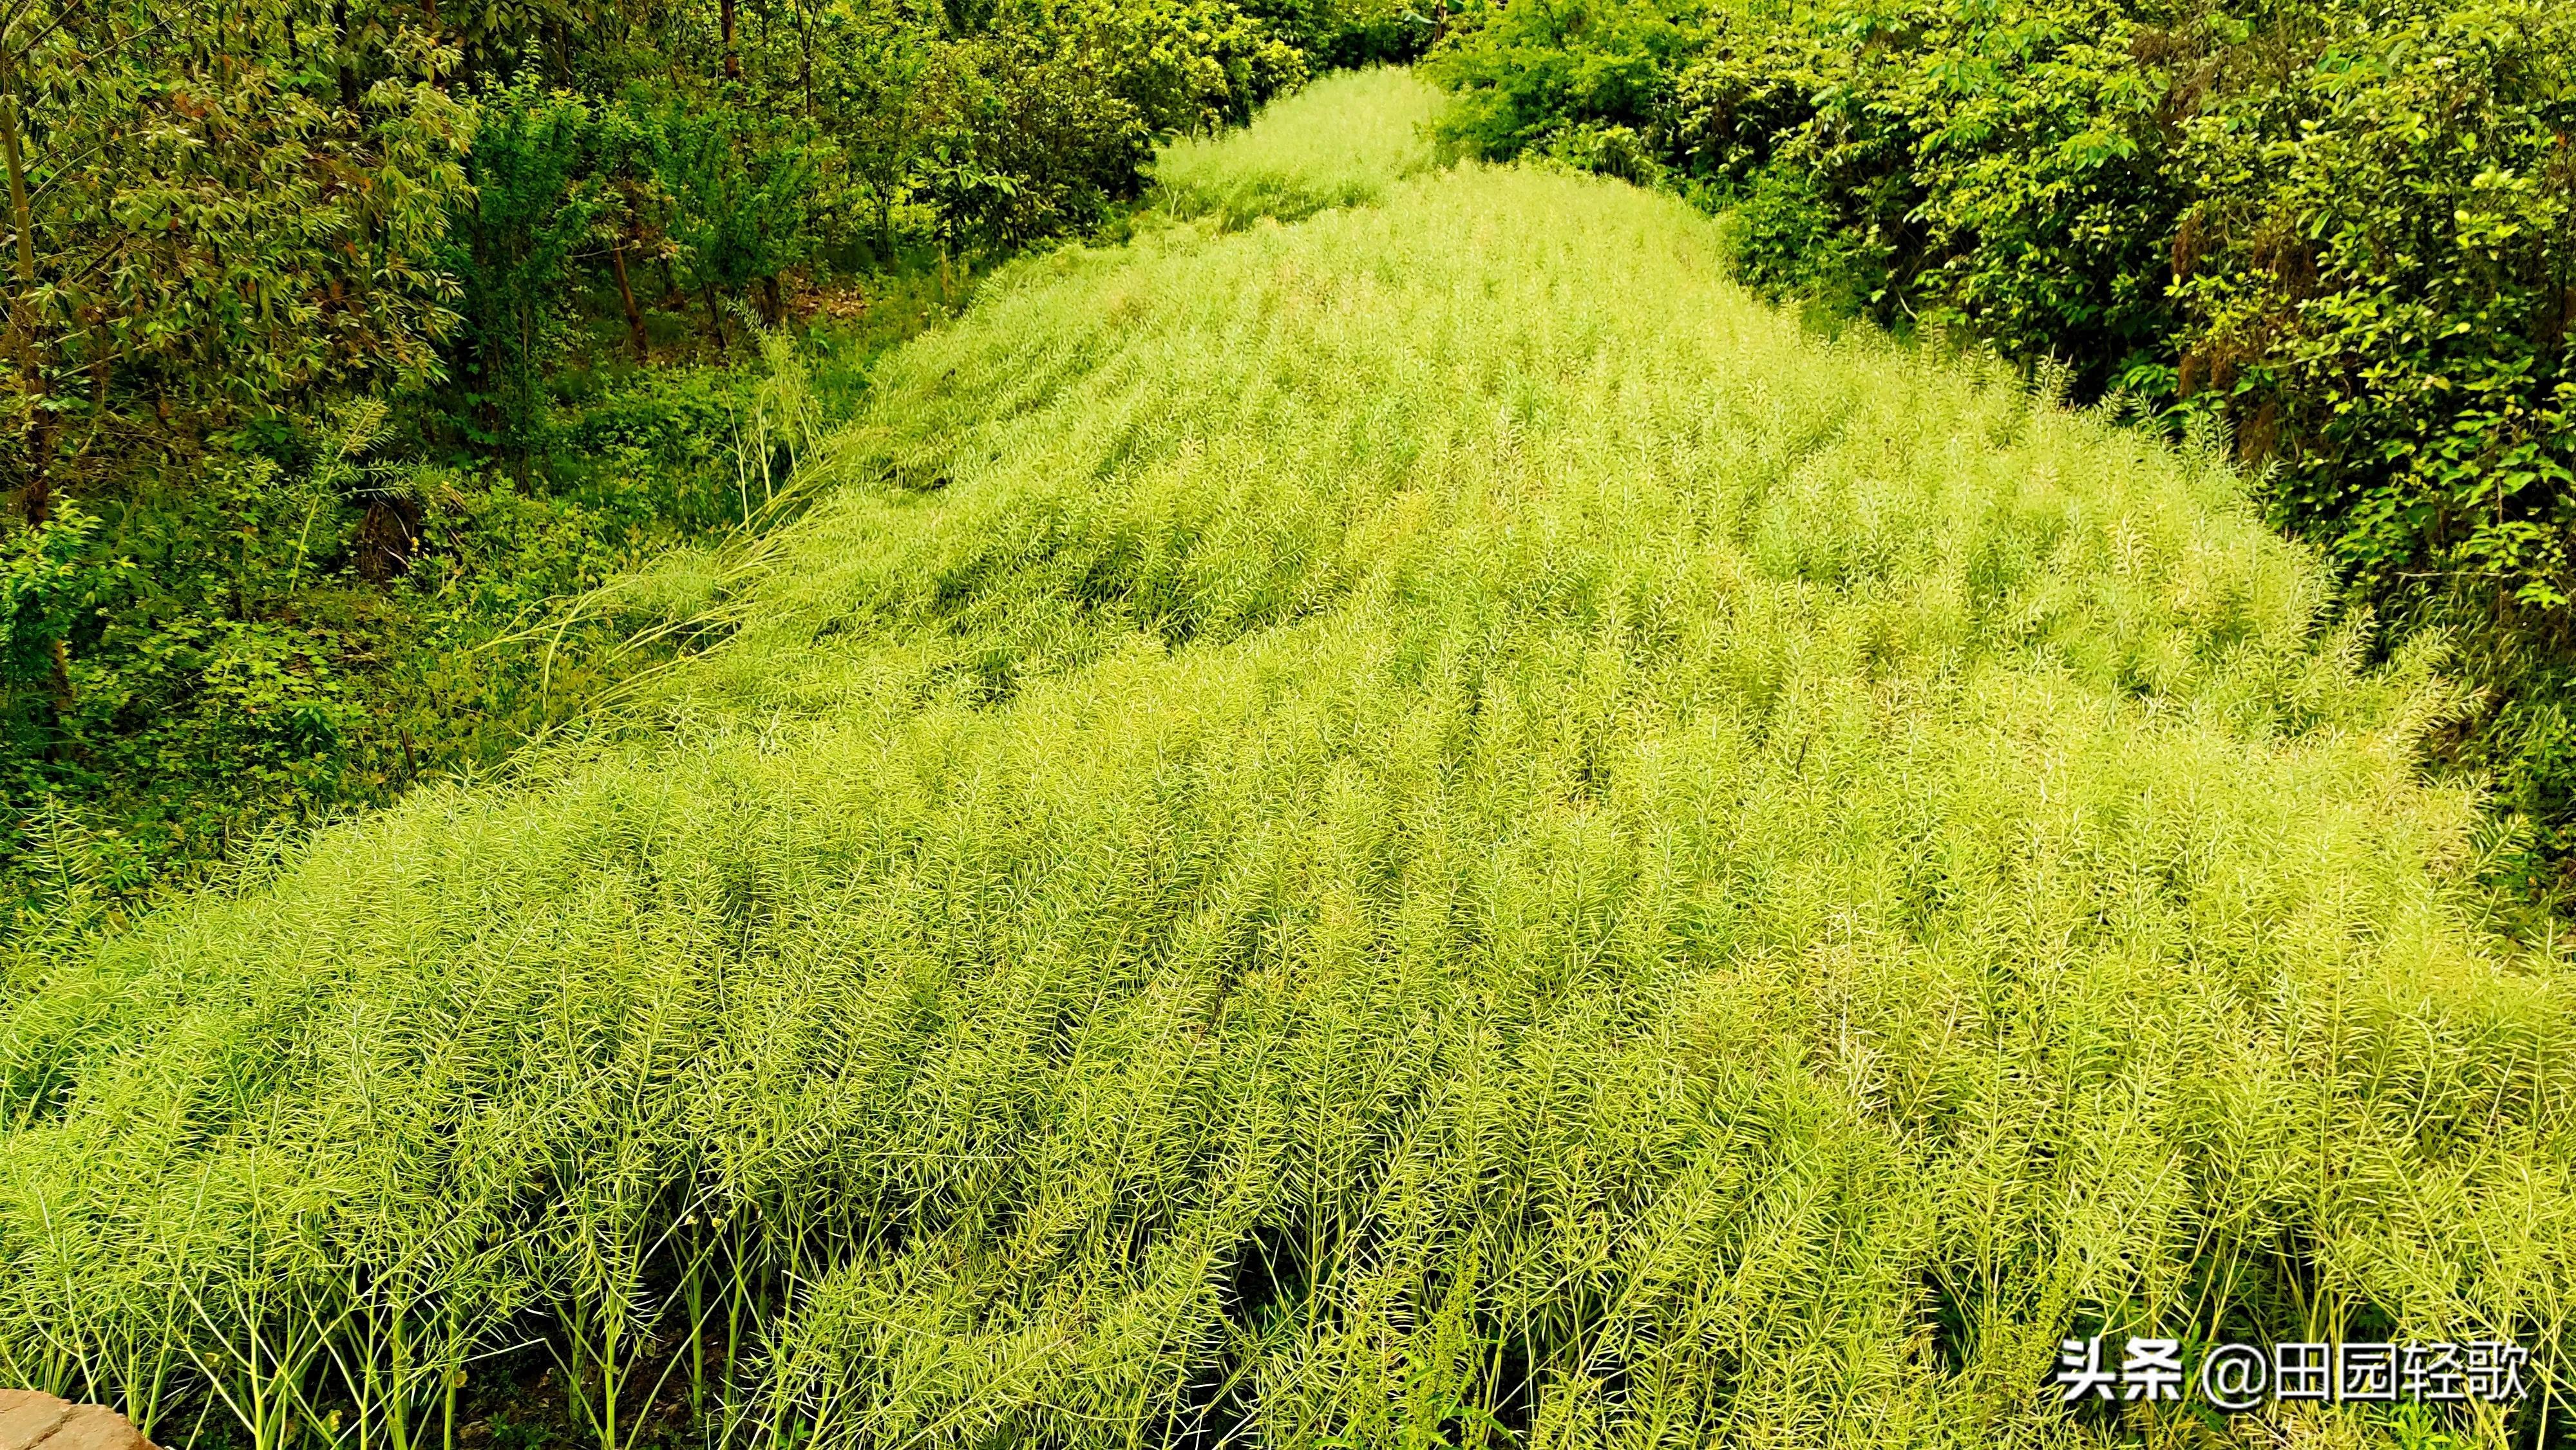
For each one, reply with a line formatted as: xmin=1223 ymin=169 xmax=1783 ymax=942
xmin=914 ymin=33 xmax=1146 ymax=249
xmin=2165 ymin=0 xmax=2576 ymax=616
xmin=1 ymin=0 xmax=471 ymax=514
xmin=450 ymin=77 xmax=610 ymax=464
xmin=1428 ymin=0 xmax=1690 ymax=164
xmin=814 ymin=2 xmax=940 ymax=256
xmin=645 ymin=91 xmax=821 ymax=348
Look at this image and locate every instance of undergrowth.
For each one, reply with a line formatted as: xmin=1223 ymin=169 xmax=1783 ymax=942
xmin=0 ymin=268 xmax=974 ymax=928
xmin=3 ymin=71 xmax=2570 ymax=1450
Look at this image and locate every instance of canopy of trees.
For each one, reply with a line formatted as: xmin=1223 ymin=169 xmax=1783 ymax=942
xmin=0 ymin=0 xmax=1405 ymax=500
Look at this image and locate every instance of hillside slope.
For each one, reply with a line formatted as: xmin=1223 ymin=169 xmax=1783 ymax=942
xmin=5 ymin=70 xmax=2569 ymax=1449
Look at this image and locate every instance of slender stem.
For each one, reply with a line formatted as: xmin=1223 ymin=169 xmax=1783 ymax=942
xmin=0 ymin=33 xmax=32 ymax=290
xmin=0 ymin=17 xmax=56 ymax=524
xmin=610 ymin=232 xmax=648 ymax=362
xmin=599 ymin=1300 xmax=623 ymax=1450
xmin=442 ymin=1312 xmax=461 ymax=1450
xmin=388 ymin=1306 xmax=410 ymax=1450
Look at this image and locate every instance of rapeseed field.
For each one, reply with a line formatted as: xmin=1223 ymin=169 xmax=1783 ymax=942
xmin=4 ymin=70 xmax=2566 ymax=1450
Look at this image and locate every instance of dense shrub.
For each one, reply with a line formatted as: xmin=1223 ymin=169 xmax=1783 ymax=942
xmin=910 ymin=34 xmax=1158 ymax=249
xmin=0 ymin=330 xmax=895 ymax=920
xmin=1430 ymin=0 xmax=1694 ymax=170
xmin=643 ymin=95 xmax=826 ymax=330
xmin=450 ymin=81 xmax=619 ymax=460
xmin=2162 ymin=2 xmax=2575 ymax=615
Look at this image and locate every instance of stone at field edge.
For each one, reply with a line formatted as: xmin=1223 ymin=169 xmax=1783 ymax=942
xmin=0 ymin=1393 xmax=153 ymax=1450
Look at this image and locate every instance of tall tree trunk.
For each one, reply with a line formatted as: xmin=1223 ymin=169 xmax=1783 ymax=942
xmin=702 ymin=282 xmax=728 ymax=357
xmin=334 ymin=0 xmax=360 ymax=109
xmin=609 ymin=236 xmax=649 ymax=361
xmin=3 ymin=42 xmax=38 ymax=326
xmin=17 ymin=413 xmax=52 ymax=523
xmin=1 ymin=34 xmax=53 ymax=525
xmin=3 ymin=41 xmax=65 ymax=711
xmin=720 ymin=0 xmax=739 ymax=79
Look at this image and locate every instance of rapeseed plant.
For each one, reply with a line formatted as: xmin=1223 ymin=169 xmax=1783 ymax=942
xmin=1150 ymin=69 xmax=1446 ymax=230
xmin=3 ymin=70 xmax=2570 ymax=1450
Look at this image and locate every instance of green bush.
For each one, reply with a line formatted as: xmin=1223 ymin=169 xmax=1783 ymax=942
xmin=913 ymin=37 xmax=1156 ymax=249
xmin=1426 ymin=0 xmax=1694 ymax=164
xmin=641 ymin=92 xmax=828 ymax=343
xmin=2162 ymin=0 xmax=2576 ymax=617
xmin=450 ymin=79 xmax=615 ymax=460
xmin=0 ymin=333 xmax=886 ymax=921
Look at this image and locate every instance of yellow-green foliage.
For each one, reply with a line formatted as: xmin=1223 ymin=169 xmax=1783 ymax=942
xmin=1150 ymin=67 xmax=1445 ymax=229
xmin=4 ymin=77 xmax=2571 ymax=1450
